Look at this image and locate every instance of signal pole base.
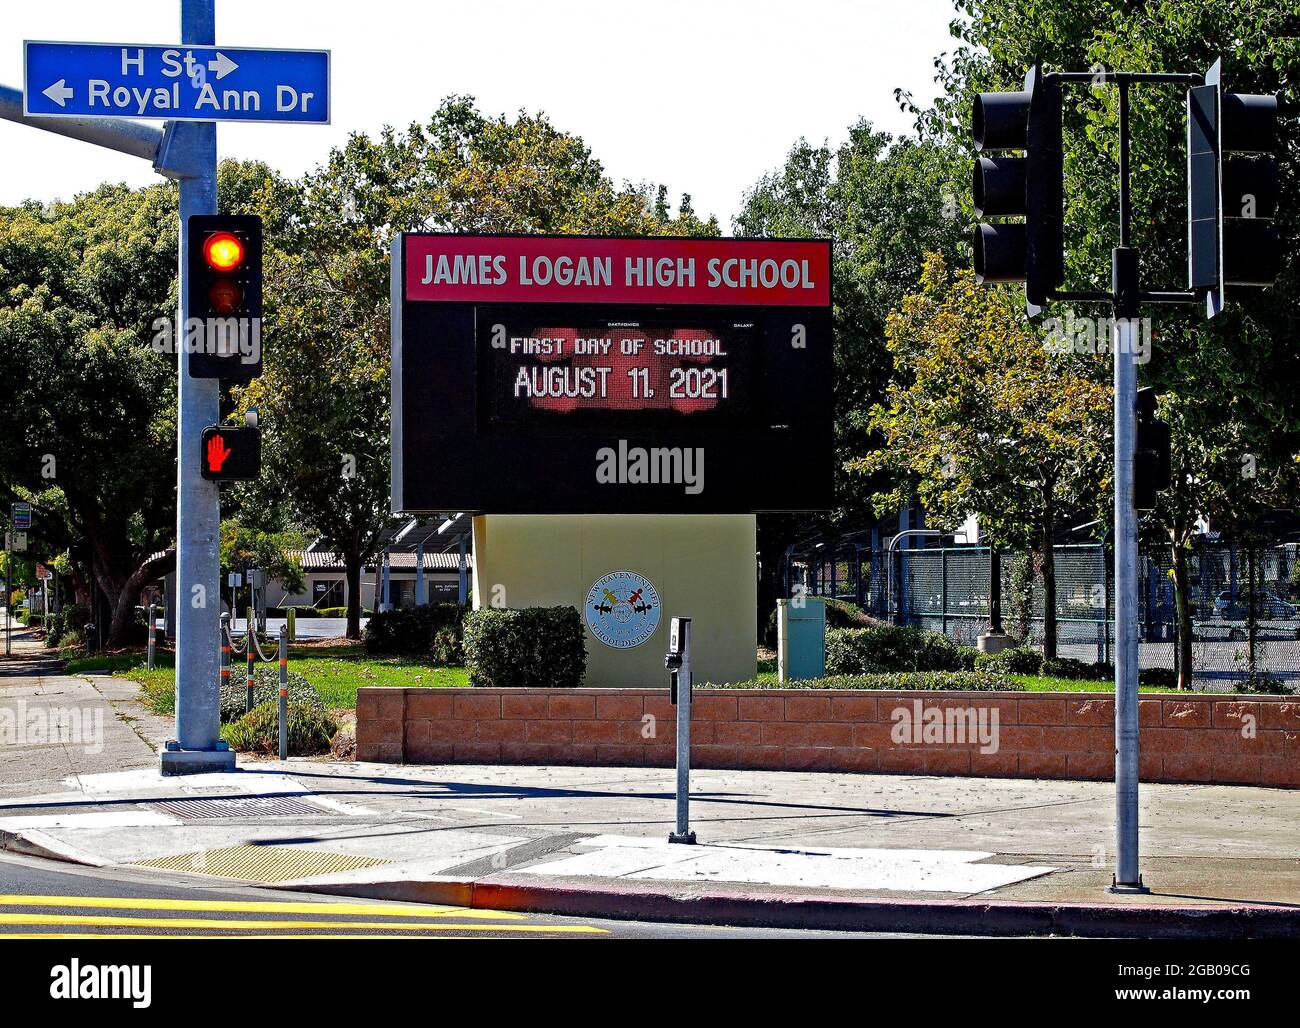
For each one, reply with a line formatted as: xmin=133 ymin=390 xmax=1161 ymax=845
xmin=160 ymin=742 xmax=236 ymax=777
xmin=1106 ymin=878 xmax=1150 ymax=895
xmin=668 ymin=831 xmax=697 ymax=845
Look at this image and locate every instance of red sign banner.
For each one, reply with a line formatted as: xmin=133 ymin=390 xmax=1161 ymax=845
xmin=403 ymin=235 xmax=831 ymax=306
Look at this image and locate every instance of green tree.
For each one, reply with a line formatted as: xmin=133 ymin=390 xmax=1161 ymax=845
xmin=239 ymin=98 xmax=716 ymax=638
xmin=859 ymin=254 xmax=1112 ymax=656
xmin=902 ymin=0 xmax=1300 ymax=671
xmin=735 ymin=123 xmax=967 ymax=633
xmin=0 ymin=183 xmax=179 ymax=646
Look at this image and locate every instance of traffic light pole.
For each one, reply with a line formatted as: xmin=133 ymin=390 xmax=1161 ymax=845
xmin=160 ymin=0 xmax=233 ymax=775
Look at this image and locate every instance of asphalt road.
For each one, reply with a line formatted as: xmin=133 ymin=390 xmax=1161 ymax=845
xmin=0 ymin=852 xmax=957 ymax=940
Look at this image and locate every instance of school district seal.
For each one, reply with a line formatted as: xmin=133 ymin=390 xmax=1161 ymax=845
xmin=585 ymin=571 xmax=661 ymax=649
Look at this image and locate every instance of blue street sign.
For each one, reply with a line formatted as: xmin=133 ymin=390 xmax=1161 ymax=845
xmin=23 ymin=41 xmax=330 ymax=124
xmin=11 ymin=502 xmax=32 ymax=530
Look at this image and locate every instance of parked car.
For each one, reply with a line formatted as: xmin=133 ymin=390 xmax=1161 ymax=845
xmin=1212 ymin=589 xmax=1298 ymax=620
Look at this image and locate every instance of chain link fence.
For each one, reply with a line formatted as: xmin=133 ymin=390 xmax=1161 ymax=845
xmin=791 ymin=541 xmax=1300 ymax=687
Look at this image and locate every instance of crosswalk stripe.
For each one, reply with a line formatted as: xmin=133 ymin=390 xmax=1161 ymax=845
xmin=0 ymin=912 xmax=607 ymax=934
xmin=0 ymin=894 xmax=523 ymax=920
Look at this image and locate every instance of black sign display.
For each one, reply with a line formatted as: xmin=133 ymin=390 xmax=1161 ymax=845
xmin=391 ymin=234 xmax=833 ymax=514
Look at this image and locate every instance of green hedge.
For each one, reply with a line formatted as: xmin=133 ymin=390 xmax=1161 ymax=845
xmin=219 ymin=666 xmax=324 ymax=723
xmin=710 ymin=671 xmax=1020 ymax=691
xmin=464 ymin=607 xmax=587 ymax=688
xmin=221 ymin=701 xmax=337 ymax=755
xmin=763 ymin=597 xmax=883 ymax=648
xmin=825 ymin=625 xmax=977 ymax=674
xmin=363 ymin=603 xmax=468 ymax=661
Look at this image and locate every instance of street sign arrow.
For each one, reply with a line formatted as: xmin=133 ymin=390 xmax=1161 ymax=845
xmin=208 ymin=52 xmax=239 ymax=80
xmin=23 ymin=41 xmax=330 ymax=124
xmin=42 ymin=78 xmax=73 ymax=107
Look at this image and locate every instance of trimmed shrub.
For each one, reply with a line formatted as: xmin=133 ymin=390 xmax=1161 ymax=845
xmin=464 ymin=606 xmax=587 ymax=688
xmin=363 ymin=603 xmax=467 ymax=659
xmin=825 ymin=625 xmax=968 ymax=674
xmin=1040 ymin=655 xmax=1097 ymax=680
xmin=975 ymin=645 xmax=1043 ymax=675
xmin=1138 ymin=666 xmax=1178 ymax=689
xmin=709 ymin=671 xmax=1021 ymax=692
xmin=221 ymin=701 xmax=337 ymax=755
xmin=317 ymin=606 xmax=347 ymax=618
xmin=219 ymin=666 xmax=323 ymax=723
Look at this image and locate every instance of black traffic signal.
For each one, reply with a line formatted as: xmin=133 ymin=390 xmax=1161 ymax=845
xmin=1187 ymin=59 xmax=1281 ymax=317
xmin=199 ymin=425 xmax=260 ymax=482
xmin=188 ymin=214 xmax=263 ymax=380
xmin=1134 ymin=388 xmax=1171 ymax=511
xmin=972 ymin=64 xmax=1064 ymax=311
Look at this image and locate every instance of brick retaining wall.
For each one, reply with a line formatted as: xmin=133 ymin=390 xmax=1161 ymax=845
xmin=355 ymin=688 xmax=1300 ymax=788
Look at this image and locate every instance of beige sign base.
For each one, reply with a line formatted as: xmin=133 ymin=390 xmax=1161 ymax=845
xmin=472 ymin=514 xmax=757 ymax=688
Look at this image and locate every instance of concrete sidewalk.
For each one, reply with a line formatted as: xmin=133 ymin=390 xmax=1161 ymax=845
xmin=2 ymin=751 xmax=1299 ymax=935
xmin=3 ymin=646 xmax=1298 ymax=936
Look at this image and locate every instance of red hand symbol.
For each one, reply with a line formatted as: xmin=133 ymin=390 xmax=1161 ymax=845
xmin=207 ymin=433 xmax=232 ymax=472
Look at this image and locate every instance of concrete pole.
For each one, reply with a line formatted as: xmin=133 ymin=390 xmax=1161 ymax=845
xmin=457 ymin=538 xmax=468 ymax=604
xmin=415 ymin=542 xmax=427 ymax=606
xmin=670 ymin=618 xmax=695 ymax=844
xmin=1110 ymin=258 xmax=1144 ymax=892
xmin=162 ymin=0 xmax=233 ymax=775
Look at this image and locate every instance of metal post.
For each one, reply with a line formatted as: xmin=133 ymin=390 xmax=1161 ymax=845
xmin=1110 ymin=245 xmax=1146 ymax=893
xmin=278 ymin=625 xmax=288 ymax=760
xmin=669 ymin=618 xmax=694 ymax=844
xmin=940 ymin=548 xmax=949 ymax=636
xmin=246 ymin=623 xmax=255 ymax=715
xmin=162 ymin=0 xmax=232 ymax=775
xmin=381 ymin=549 xmax=392 ymax=611
xmin=3 ymin=525 xmax=9 ymax=656
xmin=218 ymin=610 xmax=231 ymax=711
xmin=415 ymin=542 xmax=427 ymax=606
xmin=147 ymin=604 xmax=157 ymax=670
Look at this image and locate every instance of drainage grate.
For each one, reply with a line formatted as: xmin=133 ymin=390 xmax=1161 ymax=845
xmin=153 ymin=796 xmax=331 ymax=820
xmin=132 ymin=845 xmax=390 ymax=883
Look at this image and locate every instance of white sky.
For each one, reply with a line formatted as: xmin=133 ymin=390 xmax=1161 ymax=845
xmin=0 ymin=0 xmax=958 ymax=228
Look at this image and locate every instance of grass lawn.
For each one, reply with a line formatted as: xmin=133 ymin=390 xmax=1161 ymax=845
xmin=65 ymin=644 xmax=468 ymax=712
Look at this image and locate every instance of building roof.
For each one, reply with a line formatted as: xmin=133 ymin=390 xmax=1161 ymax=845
xmin=292 ymin=550 xmax=472 ymax=573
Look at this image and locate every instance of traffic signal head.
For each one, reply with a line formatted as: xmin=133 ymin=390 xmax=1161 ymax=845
xmin=1187 ymin=60 xmax=1282 ymax=317
xmin=1134 ymin=387 xmax=1172 ymax=511
xmin=188 ymin=215 xmax=263 ymax=380
xmin=972 ymin=64 xmax=1064 ymax=311
xmin=199 ymin=425 xmax=261 ymax=482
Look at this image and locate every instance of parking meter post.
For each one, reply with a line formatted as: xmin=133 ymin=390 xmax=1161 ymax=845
xmin=278 ymin=625 xmax=288 ymax=760
xmin=286 ymin=606 xmax=296 ymax=643
xmin=666 ymin=616 xmax=695 ymax=845
xmin=147 ymin=604 xmax=157 ymax=670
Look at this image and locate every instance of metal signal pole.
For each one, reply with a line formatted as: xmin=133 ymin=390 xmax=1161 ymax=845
xmin=160 ymin=0 xmax=233 ymax=774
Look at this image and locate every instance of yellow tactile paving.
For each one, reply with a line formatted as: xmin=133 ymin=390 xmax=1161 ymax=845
xmin=0 ymin=894 xmax=524 ymax=920
xmin=0 ymin=911 xmax=607 ymax=934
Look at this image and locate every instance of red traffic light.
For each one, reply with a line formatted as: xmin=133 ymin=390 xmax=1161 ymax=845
xmin=203 ymin=231 xmax=246 ymax=272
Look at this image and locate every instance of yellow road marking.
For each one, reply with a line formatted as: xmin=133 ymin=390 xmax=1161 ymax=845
xmin=0 ymin=912 xmax=606 ymax=934
xmin=0 ymin=933 xmax=498 ymax=940
xmin=0 ymin=894 xmax=522 ymax=920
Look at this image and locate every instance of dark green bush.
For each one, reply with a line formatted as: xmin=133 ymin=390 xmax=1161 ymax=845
xmin=317 ymin=606 xmax=347 ymax=618
xmin=221 ymin=701 xmax=337 ymax=755
xmin=1040 ymin=655 xmax=1097 ymax=680
xmin=464 ymin=606 xmax=587 ymax=688
xmin=1234 ymin=674 xmax=1290 ymax=695
xmin=363 ymin=603 xmax=467 ymax=658
xmin=1138 ymin=666 xmax=1178 ymax=688
xmin=825 ymin=625 xmax=968 ymax=674
xmin=219 ymin=666 xmax=323 ymax=723
xmin=975 ymin=645 xmax=1043 ymax=675
xmin=710 ymin=671 xmax=1021 ymax=692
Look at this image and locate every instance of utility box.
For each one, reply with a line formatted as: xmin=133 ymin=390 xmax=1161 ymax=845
xmin=778 ymin=596 xmax=826 ymax=682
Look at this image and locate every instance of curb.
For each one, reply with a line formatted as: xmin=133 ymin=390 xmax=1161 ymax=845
xmin=0 ymin=829 xmax=106 ymax=867
xmin=279 ymin=874 xmax=1300 ymax=939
